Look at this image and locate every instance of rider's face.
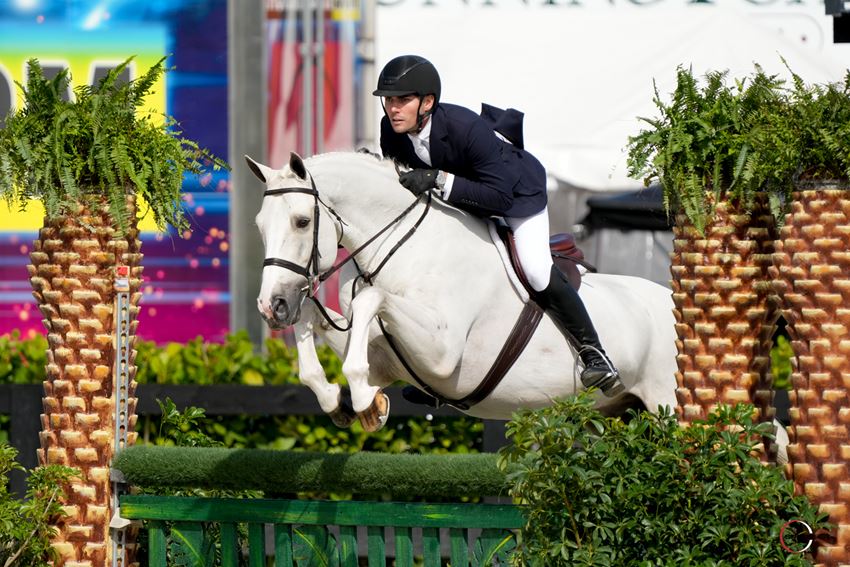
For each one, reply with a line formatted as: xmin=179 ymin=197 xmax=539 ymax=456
xmin=383 ymin=94 xmax=434 ymax=133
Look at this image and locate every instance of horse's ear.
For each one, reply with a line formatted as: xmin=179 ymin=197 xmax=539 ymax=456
xmin=245 ymin=155 xmax=275 ymax=184
xmin=289 ymin=152 xmax=308 ymax=180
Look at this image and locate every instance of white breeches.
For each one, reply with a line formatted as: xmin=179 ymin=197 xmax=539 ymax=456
xmin=506 ymin=207 xmax=553 ymax=293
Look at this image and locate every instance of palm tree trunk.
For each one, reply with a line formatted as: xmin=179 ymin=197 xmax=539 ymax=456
xmin=771 ymin=186 xmax=850 ymax=566
xmin=672 ymin=199 xmax=780 ymax=461
xmin=28 ymin=196 xmax=142 ymax=567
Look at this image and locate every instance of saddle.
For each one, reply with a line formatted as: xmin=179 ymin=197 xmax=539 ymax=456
xmin=494 ymin=221 xmax=596 ymax=295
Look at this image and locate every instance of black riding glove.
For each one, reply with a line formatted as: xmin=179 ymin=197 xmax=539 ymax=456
xmin=398 ymin=168 xmax=439 ymax=196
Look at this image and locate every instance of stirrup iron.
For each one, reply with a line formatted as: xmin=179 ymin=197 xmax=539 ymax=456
xmin=578 ymin=346 xmax=625 ymax=397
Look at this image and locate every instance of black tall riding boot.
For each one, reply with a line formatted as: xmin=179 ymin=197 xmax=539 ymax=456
xmin=537 ymin=265 xmax=625 ymax=397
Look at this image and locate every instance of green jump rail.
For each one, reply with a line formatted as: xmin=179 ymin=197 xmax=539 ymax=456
xmin=113 ymin=446 xmax=524 ymax=566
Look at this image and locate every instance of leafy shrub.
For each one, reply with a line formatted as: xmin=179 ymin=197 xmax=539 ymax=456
xmin=771 ymin=335 xmax=794 ymax=391
xmin=0 ymin=444 xmax=78 ymax=567
xmin=499 ymin=393 xmax=827 ymax=566
xmin=0 ymin=331 xmax=48 ymax=445
xmin=155 ymin=397 xmax=226 ymax=450
xmin=0 ymin=331 xmax=47 ymax=385
xmin=134 ymin=331 xmax=303 ymax=386
xmin=138 ymin=406 xmax=482 ymax=455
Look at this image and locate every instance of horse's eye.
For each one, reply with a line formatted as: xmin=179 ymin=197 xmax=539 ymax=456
xmin=295 ymin=216 xmax=311 ymax=229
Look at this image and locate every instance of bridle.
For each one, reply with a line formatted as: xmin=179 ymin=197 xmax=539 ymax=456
xmin=262 ymin=174 xmax=340 ymax=298
xmin=261 ymin=168 xmax=432 ymax=331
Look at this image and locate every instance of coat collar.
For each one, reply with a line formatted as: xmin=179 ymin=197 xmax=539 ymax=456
xmin=426 ymin=105 xmax=448 ymax=167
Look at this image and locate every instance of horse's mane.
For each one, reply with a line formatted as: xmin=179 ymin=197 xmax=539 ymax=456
xmin=306 ymin=150 xmax=404 ymax=188
xmin=304 ymin=150 xmax=476 ymax=224
xmin=354 ymin=147 xmax=382 ymax=160
xmin=307 ymin=149 xmax=391 ymax=166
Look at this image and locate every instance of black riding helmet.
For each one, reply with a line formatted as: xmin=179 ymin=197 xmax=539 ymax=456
xmin=373 ymin=55 xmax=441 ymax=131
xmin=373 ymin=55 xmax=441 ymax=102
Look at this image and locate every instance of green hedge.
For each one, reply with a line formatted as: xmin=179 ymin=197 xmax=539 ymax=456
xmin=0 ymin=331 xmax=48 ymax=385
xmin=0 ymin=330 xmax=483 ymax=454
xmin=0 ymin=328 xmax=797 ymax=389
xmin=113 ymin=446 xmax=506 ymax=499
xmin=0 ymin=329 xmax=306 ymax=386
xmin=134 ymin=331 xmax=312 ymax=386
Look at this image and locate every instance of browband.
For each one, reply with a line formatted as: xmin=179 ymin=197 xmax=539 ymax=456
xmin=264 ymin=187 xmax=318 ymax=197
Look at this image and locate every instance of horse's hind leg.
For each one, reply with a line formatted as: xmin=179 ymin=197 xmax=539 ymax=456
xmin=294 ymin=304 xmax=356 ymax=428
xmin=343 ymin=287 xmax=391 ymax=432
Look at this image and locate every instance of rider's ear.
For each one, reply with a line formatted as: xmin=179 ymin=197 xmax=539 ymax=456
xmin=245 ymin=155 xmax=275 ymax=184
xmin=290 ymin=152 xmax=308 ymax=180
xmin=420 ymin=94 xmax=435 ymax=114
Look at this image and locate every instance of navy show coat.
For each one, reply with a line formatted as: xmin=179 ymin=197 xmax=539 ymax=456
xmin=379 ymin=103 xmax=547 ymax=218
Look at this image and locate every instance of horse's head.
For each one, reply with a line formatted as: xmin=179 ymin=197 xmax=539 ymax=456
xmin=247 ymin=152 xmax=340 ymax=329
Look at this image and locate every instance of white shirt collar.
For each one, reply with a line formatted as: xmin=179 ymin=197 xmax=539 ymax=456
xmin=407 ymin=116 xmax=433 ymax=166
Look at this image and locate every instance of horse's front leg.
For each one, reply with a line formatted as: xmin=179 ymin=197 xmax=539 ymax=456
xmin=342 ymin=287 xmax=394 ymax=432
xmin=293 ymin=302 xmax=356 ymax=427
xmin=343 ymin=287 xmax=463 ymax=431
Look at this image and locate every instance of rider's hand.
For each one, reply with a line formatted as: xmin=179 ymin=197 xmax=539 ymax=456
xmin=398 ymin=168 xmax=439 ymax=196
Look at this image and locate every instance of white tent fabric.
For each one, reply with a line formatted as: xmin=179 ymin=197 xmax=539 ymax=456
xmin=376 ymin=2 xmax=850 ymax=191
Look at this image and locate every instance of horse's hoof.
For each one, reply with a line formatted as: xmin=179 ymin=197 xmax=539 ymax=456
xmin=357 ymin=390 xmax=390 ymax=432
xmin=329 ymin=389 xmax=357 ymax=428
xmin=329 ymin=402 xmax=357 ymax=428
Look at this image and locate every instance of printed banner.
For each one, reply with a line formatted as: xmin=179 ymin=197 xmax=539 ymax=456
xmin=0 ymin=1 xmax=231 ymax=343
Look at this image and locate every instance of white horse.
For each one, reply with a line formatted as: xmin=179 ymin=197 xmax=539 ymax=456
xmin=247 ymin=150 xmax=681 ymax=431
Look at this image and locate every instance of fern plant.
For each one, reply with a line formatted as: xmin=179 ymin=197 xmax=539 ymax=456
xmin=0 ymin=57 xmax=226 ymax=232
xmin=766 ymin=68 xmax=850 ymax=185
xmin=626 ymin=65 xmax=791 ymax=233
xmin=627 ymin=64 xmax=850 ymax=232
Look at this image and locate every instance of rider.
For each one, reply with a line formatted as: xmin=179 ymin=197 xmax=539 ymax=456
xmin=372 ymin=54 xmax=624 ymax=403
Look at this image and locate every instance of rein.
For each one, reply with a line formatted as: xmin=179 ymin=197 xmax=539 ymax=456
xmin=261 ymin=171 xmax=433 ymax=332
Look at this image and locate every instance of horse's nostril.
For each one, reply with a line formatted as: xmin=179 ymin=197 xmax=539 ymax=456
xmin=272 ymin=296 xmax=288 ymax=320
